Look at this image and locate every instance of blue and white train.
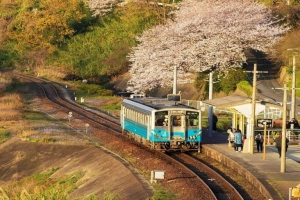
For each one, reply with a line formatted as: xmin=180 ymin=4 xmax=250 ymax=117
xmin=120 ymin=96 xmax=202 ymax=151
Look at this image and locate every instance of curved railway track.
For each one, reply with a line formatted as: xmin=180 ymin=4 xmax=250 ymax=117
xmin=11 ymin=71 xmax=248 ymax=199
xmin=12 ymin=72 xmax=121 ymax=134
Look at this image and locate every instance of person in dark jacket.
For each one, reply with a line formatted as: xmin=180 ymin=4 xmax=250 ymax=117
xmin=213 ymin=114 xmax=218 ymax=131
xmin=274 ymin=134 xmax=289 ymax=158
xmin=289 ymin=118 xmax=299 ymax=129
xmin=255 ymin=133 xmax=263 ymax=152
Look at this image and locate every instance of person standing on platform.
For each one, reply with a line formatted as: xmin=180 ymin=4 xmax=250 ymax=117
xmin=213 ymin=114 xmax=218 ymax=131
xmin=227 ymin=128 xmax=235 ymax=148
xmin=274 ymin=134 xmax=289 ymax=158
xmin=255 ymin=133 xmax=263 ymax=152
xmin=234 ymin=129 xmax=243 ymax=152
xmin=290 ymin=118 xmax=299 ymax=129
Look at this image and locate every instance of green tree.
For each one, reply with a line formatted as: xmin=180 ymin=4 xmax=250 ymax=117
xmin=220 ymin=69 xmax=248 ymax=95
xmin=7 ymin=0 xmax=88 ymax=54
xmin=52 ymin=2 xmax=164 ymax=81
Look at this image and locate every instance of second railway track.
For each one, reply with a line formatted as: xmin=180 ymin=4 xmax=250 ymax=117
xmin=167 ymin=152 xmax=244 ymax=200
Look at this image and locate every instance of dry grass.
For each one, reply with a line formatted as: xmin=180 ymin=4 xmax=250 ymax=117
xmin=34 ymin=66 xmax=68 ymax=81
xmin=0 ymin=94 xmax=23 ymax=121
xmin=0 ymin=76 xmax=11 ymax=93
xmin=17 ymin=129 xmax=36 ymax=139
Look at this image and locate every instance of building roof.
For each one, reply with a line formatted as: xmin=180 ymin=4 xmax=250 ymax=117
xmin=203 ymin=95 xmax=283 ymax=116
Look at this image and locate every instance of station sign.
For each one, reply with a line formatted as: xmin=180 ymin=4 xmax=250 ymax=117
xmin=257 ymin=119 xmax=273 ymax=128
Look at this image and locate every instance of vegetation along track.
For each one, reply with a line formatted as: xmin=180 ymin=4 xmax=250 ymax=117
xmin=12 ymin=72 xmax=121 ymax=135
xmin=167 ymin=152 xmax=244 ymax=200
xmin=10 ymin=71 xmax=259 ymax=199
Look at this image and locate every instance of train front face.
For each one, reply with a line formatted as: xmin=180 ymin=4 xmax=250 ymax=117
xmin=152 ymin=109 xmax=202 ymax=150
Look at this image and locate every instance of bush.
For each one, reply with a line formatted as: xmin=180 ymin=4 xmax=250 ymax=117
xmin=0 ymin=130 xmax=10 ymax=144
xmin=237 ymin=81 xmax=253 ymax=97
xmin=77 ymin=84 xmax=114 ymax=96
xmin=220 ymin=69 xmax=248 ymax=95
xmin=216 ymin=118 xmax=232 ymax=132
xmin=0 ymin=48 xmax=18 ymax=69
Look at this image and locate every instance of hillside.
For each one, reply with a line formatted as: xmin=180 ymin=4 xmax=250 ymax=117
xmin=0 ymin=138 xmax=151 ymax=199
xmin=1 ymin=1 xmax=299 ymax=98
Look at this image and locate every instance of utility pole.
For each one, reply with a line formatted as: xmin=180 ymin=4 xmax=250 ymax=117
xmin=281 ymin=84 xmax=287 ymax=173
xmin=287 ymin=48 xmax=299 ymax=128
xmin=244 ymin=64 xmax=268 ymax=154
xmin=273 ymin=84 xmax=300 ymax=172
xmin=173 ymin=66 xmax=177 ymax=94
xmin=207 ymin=72 xmax=219 ymax=137
xmin=208 ymin=72 xmax=213 ymax=137
xmin=291 ymin=56 xmax=296 ymax=122
xmin=273 ymin=84 xmax=288 ymax=172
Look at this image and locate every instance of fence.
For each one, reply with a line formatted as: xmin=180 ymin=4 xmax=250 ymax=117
xmin=254 ymin=129 xmax=300 ymax=145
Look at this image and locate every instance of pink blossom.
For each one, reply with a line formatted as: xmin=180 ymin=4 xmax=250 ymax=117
xmin=127 ymin=0 xmax=289 ymax=93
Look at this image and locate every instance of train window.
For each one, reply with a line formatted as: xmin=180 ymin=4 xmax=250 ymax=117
xmin=155 ymin=111 xmax=168 ymax=126
xmin=172 ymin=116 xmax=181 ymax=126
xmin=187 ymin=111 xmax=199 ymax=126
xmin=139 ymin=113 xmax=141 ymax=123
xmin=130 ymin=110 xmax=133 ymax=120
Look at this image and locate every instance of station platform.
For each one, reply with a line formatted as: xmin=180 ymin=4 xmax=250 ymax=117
xmin=201 ymin=129 xmax=300 ymax=200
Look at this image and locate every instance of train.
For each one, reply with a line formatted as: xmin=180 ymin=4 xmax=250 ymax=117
xmin=120 ymin=95 xmax=202 ymax=151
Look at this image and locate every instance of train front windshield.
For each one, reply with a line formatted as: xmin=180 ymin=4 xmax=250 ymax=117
xmin=155 ymin=111 xmax=199 ymax=127
xmin=187 ymin=111 xmax=199 ymax=126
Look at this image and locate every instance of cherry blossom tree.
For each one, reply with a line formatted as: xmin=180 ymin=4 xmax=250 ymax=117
xmin=127 ymin=0 xmax=290 ymax=93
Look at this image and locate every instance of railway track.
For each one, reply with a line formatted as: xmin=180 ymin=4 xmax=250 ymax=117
xmin=11 ymin=71 xmax=249 ymax=199
xmin=167 ymin=152 xmax=244 ymax=200
xmin=12 ymin=72 xmax=121 ymax=134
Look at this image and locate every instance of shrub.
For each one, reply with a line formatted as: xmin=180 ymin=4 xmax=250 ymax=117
xmin=0 ymin=130 xmax=10 ymax=144
xmin=77 ymin=84 xmax=114 ymax=96
xmin=220 ymin=69 xmax=248 ymax=95
xmin=237 ymin=81 xmax=253 ymax=97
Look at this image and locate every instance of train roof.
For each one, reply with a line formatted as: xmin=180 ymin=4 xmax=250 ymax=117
xmin=123 ymin=97 xmax=196 ymax=111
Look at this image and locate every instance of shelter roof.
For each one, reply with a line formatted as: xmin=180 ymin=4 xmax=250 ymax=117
xmin=203 ymin=95 xmax=283 ymax=116
xmin=203 ymin=95 xmax=251 ymax=108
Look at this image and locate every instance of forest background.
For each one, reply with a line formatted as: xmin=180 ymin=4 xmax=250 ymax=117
xmin=0 ymin=0 xmax=300 ymax=98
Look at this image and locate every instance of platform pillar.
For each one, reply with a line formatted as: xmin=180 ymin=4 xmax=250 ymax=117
xmin=242 ymin=139 xmax=249 ymax=153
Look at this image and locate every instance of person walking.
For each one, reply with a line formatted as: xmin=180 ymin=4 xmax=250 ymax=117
xmin=255 ymin=133 xmax=263 ymax=152
xmin=274 ymin=134 xmax=289 ymax=158
xmin=234 ymin=129 xmax=243 ymax=152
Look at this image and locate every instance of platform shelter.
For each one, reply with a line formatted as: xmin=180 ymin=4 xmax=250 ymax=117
xmin=203 ymin=94 xmax=284 ymax=153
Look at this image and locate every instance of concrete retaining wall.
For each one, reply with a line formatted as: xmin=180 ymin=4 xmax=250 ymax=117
xmin=201 ymin=145 xmax=273 ymax=199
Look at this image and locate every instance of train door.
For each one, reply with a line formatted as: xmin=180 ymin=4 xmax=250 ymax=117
xmin=171 ymin=115 xmax=186 ymax=140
